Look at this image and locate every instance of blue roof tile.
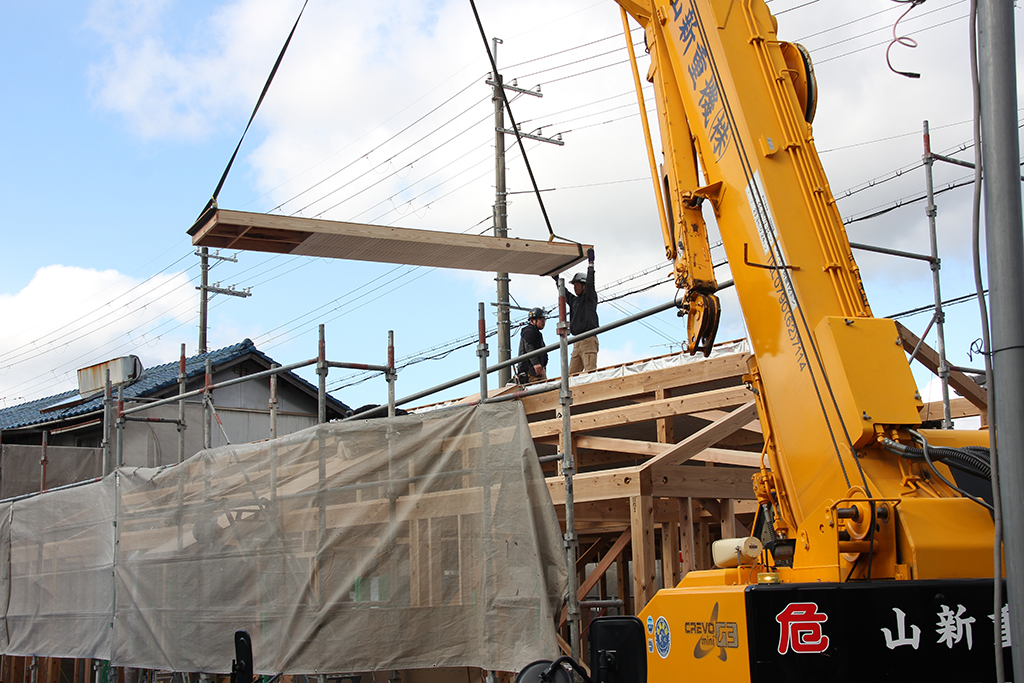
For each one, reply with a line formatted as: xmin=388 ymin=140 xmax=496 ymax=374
xmin=0 ymin=340 xmax=349 ymax=430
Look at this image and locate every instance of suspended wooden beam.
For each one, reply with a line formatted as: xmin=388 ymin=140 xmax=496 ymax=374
xmin=189 ymin=208 xmax=589 ymax=276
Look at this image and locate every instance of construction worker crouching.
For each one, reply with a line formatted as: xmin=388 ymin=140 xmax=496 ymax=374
xmin=516 ymin=307 xmax=548 ymax=384
xmin=566 ymin=248 xmax=599 ymax=373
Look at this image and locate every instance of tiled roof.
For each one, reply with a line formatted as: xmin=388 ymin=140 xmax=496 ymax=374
xmin=0 ymin=340 xmax=350 ymax=430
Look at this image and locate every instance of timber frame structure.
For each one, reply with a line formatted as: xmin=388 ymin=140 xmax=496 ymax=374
xmin=510 ymin=334 xmax=987 ymax=657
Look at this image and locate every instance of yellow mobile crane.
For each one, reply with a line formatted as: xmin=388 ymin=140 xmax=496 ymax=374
xmin=521 ymin=1 xmax=1006 ymax=681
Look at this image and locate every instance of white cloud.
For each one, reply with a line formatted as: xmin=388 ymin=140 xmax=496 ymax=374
xmin=0 ymin=265 xmax=195 ymax=406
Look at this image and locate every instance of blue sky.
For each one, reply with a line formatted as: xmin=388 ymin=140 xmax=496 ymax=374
xmin=1 ymin=0 xmax=1019 ymax=412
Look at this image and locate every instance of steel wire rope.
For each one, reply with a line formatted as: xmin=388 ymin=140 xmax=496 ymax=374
xmin=0 ymin=258 xmax=202 ymax=369
xmin=501 ymin=25 xmax=643 ymax=71
xmin=261 ymin=75 xmax=486 ymax=213
xmin=258 ymin=215 xmax=495 ymax=352
xmin=280 ymin=90 xmax=491 ymax=215
xmin=325 ymin=258 xmax=687 ymax=391
xmin=0 ymin=250 xmax=198 ymax=364
xmin=798 ymin=0 xmax=958 ymax=54
xmin=814 ymin=13 xmax=967 ymax=65
xmin=4 ymin=289 xmax=211 ymax=400
xmin=2 ymin=268 xmax=209 ymax=393
xmin=294 ymin=94 xmax=493 ymax=216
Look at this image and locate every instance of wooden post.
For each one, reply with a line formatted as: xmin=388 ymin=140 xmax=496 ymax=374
xmin=721 ymin=498 xmax=737 ymax=538
xmin=655 ymin=387 xmax=674 ymax=444
xmin=617 ymin=544 xmax=632 ymax=615
xmin=679 ymin=497 xmax=695 ymax=575
xmin=630 ymin=495 xmax=656 ymax=611
xmin=663 ymin=514 xmax=681 ymax=588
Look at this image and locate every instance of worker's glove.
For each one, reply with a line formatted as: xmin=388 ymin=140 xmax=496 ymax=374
xmin=587 ymin=247 xmax=595 ymax=264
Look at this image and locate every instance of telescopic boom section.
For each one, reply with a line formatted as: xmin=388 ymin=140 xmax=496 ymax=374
xmin=618 ymin=0 xmax=992 ymax=582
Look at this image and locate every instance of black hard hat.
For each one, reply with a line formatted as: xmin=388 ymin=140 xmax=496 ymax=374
xmin=570 ymin=272 xmax=587 ymax=284
xmin=528 ymin=307 xmax=545 ymax=320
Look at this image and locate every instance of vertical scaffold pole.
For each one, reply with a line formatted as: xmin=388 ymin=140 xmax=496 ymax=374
xmin=178 ymin=344 xmax=187 ymax=463
xmin=557 ymin=277 xmax=580 ymax=659
xmin=388 ymin=331 xmax=396 ymax=418
xmin=478 ymin=303 xmax=488 ymax=402
xmin=102 ymin=369 xmax=112 ymax=475
xmin=318 ymin=324 xmax=327 ymax=424
xmin=922 ymin=121 xmax=952 ymax=428
xmin=40 ymin=430 xmax=48 ymax=492
xmin=269 ymin=365 xmax=279 ymax=440
xmin=115 ymin=386 xmax=125 ymax=468
xmin=204 ymin=359 xmax=212 ymax=450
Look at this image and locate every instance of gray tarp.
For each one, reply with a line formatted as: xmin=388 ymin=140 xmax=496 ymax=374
xmin=3 ymin=402 xmax=566 ymax=674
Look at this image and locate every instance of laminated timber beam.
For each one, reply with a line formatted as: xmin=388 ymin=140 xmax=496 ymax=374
xmin=518 ymin=352 xmax=751 ymax=414
xmin=896 ymin=321 xmax=988 ymax=411
xmin=190 ymin=208 xmax=590 ymax=276
xmin=545 ymin=464 xmax=756 ymax=505
xmin=528 ymin=385 xmax=753 ymax=438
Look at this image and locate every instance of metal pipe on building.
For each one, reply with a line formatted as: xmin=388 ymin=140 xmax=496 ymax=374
xmin=39 ymin=431 xmax=48 ymax=492
xmin=102 ymin=369 xmax=112 ymax=475
xmin=979 ymin=3 xmax=1024 ymax=683
xmin=351 ymin=297 xmax=683 ymax=418
xmin=116 ymin=386 xmax=125 ymax=468
xmin=269 ymin=364 xmax=279 ymax=440
xmin=557 ymin=277 xmax=581 ymax=660
xmin=388 ymin=331 xmax=396 ymax=418
xmin=204 ymin=358 xmax=212 ymax=450
xmin=478 ymin=303 xmax=489 ymax=402
xmin=178 ymin=344 xmax=187 ymax=464
xmin=318 ymin=324 xmax=327 ymax=424
xmin=922 ymin=120 xmax=953 ymax=428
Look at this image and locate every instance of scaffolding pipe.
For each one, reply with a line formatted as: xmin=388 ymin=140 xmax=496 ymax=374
xmin=178 ymin=344 xmax=186 ymax=464
xmin=557 ymin=277 xmax=581 ymax=660
xmin=478 ymin=302 xmax=488 ymax=402
xmin=102 ymin=370 xmax=112 ymax=476
xmin=318 ymin=324 xmax=327 ymax=425
xmin=269 ymin=365 xmax=279 ymax=440
xmin=204 ymin=359 xmax=212 ymax=450
xmin=122 ymin=357 xmax=318 ymax=417
xmin=39 ymin=431 xmax=48 ymax=492
xmin=923 ymin=120 xmax=953 ymax=428
xmin=116 ymin=386 xmax=124 ymax=468
xmin=346 ymin=297 xmax=684 ymax=419
xmin=388 ymin=331 xmax=396 ymax=418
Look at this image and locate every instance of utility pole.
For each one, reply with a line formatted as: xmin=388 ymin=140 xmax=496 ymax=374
xmin=486 ymin=39 xmax=562 ymax=385
xmin=196 ymin=248 xmax=251 ymax=353
xmin=979 ymin=2 xmax=1024 ymax=683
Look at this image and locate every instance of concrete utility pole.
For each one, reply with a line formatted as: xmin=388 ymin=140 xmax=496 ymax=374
xmin=487 ymin=41 xmax=561 ymax=385
xmin=978 ymin=3 xmax=1024 ymax=683
xmin=196 ymin=248 xmax=251 ymax=353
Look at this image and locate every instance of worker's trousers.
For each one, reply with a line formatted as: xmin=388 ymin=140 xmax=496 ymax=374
xmin=569 ymin=335 xmax=598 ymax=374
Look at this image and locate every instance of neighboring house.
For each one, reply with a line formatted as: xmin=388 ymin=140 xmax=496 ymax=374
xmin=0 ymin=339 xmax=351 ymax=498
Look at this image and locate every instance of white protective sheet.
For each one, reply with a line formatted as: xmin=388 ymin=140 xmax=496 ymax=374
xmin=2 ymin=402 xmax=566 ymax=674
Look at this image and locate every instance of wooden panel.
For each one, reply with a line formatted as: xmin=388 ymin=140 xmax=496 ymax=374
xmin=528 ymin=385 xmax=753 ymax=438
xmin=191 ymin=208 xmax=589 ymax=276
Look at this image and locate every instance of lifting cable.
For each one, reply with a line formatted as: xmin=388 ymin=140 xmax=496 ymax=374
xmin=466 ymin=0 xmax=584 ymax=270
xmin=189 ymin=0 xmax=311 ymax=234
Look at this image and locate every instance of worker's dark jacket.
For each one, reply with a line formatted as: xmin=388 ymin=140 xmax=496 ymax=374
xmin=516 ymin=322 xmax=547 ymax=382
xmin=566 ymin=265 xmax=599 ymax=335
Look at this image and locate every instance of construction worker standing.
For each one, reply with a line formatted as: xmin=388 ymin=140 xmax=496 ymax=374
xmin=516 ymin=307 xmax=548 ymax=384
xmin=566 ymin=248 xmax=599 ymax=373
